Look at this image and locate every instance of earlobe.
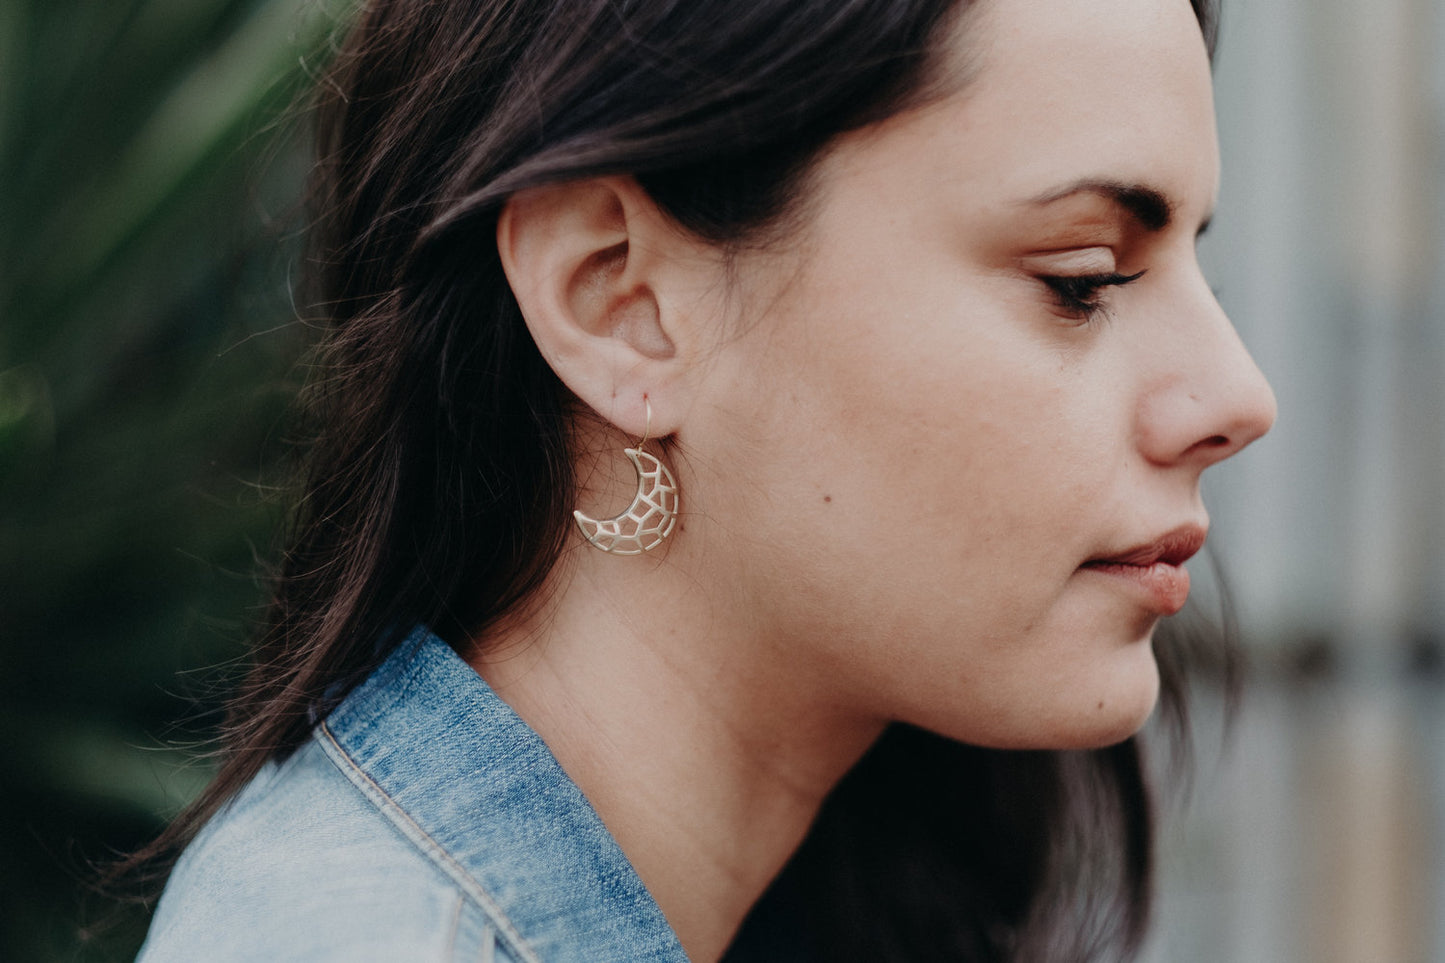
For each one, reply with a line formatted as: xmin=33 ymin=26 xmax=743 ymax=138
xmin=496 ymin=178 xmax=689 ymax=437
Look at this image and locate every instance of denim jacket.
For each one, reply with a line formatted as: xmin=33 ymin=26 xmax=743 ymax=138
xmin=138 ymin=627 xmax=691 ymax=962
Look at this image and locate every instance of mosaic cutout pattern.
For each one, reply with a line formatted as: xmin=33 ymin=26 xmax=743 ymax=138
xmin=573 ymin=448 xmax=679 ymax=555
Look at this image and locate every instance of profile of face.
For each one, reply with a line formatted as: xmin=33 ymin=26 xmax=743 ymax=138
xmin=673 ymin=0 xmax=1274 ymax=748
xmin=505 ymin=0 xmax=1275 ymax=754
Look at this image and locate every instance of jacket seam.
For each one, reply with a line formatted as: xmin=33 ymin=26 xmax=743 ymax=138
xmin=316 ymin=722 xmax=542 ymax=963
xmin=445 ymin=892 xmax=464 ymax=961
xmin=479 ymin=922 xmax=496 ymax=963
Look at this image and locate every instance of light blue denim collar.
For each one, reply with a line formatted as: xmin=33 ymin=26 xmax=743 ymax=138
xmin=317 ymin=626 xmax=689 ymax=963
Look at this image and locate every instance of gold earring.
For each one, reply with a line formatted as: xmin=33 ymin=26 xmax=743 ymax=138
xmin=573 ymin=398 xmax=679 ymax=555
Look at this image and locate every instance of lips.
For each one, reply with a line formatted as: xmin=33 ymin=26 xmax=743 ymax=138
xmin=1079 ymin=524 xmax=1206 ymax=616
xmin=1087 ymin=525 xmax=1207 ymax=568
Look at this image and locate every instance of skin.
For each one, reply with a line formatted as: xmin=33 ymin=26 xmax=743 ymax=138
xmin=483 ymin=0 xmax=1276 ymax=959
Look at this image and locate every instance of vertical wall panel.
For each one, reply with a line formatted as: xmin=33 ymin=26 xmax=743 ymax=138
xmin=1155 ymin=0 xmax=1445 ymax=958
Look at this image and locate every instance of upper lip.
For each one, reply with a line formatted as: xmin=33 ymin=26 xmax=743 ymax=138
xmin=1085 ymin=524 xmax=1207 ymax=568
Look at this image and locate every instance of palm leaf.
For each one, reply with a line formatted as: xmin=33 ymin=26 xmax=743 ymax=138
xmin=0 ymin=1 xmax=356 ymax=958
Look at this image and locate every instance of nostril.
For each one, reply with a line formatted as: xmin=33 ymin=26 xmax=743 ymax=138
xmin=1185 ymin=434 xmax=1231 ymax=460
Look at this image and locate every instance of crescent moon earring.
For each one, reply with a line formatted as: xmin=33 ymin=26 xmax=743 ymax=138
xmin=573 ymin=397 xmax=679 ymax=555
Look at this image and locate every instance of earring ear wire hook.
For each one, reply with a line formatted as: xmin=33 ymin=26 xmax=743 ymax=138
xmin=637 ymin=395 xmax=653 ymax=451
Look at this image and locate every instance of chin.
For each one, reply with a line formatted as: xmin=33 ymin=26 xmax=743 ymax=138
xmin=906 ymin=627 xmax=1164 ymax=751
xmin=1055 ymin=655 xmax=1162 ymax=749
xmin=987 ymin=648 xmax=1161 ymax=751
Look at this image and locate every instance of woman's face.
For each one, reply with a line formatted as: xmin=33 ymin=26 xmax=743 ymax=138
xmin=684 ymin=0 xmax=1275 ymax=749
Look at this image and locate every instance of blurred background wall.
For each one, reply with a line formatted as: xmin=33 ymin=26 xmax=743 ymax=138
xmin=2 ymin=0 xmax=1442 ymax=960
xmin=1146 ymin=0 xmax=1445 ymax=961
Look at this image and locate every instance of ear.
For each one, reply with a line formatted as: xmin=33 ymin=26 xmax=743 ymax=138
xmin=497 ymin=177 xmax=708 ymax=439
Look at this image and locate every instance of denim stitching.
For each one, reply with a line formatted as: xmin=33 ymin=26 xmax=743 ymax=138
xmin=479 ymin=923 xmax=496 ymax=963
xmin=444 ymin=893 xmax=464 ymax=961
xmin=317 ymin=723 xmax=542 ymax=963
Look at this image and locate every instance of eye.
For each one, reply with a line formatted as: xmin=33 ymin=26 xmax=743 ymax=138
xmin=1038 ymin=269 xmax=1146 ymax=323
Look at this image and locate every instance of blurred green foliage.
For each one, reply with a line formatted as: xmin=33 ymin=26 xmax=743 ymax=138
xmin=0 ymin=1 xmax=349 ymax=957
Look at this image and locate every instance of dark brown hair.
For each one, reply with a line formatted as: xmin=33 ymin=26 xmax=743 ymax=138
xmin=134 ymin=1 xmax=1223 ymax=958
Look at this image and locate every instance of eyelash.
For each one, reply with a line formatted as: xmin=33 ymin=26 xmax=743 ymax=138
xmin=1038 ymin=269 xmax=1146 ymax=323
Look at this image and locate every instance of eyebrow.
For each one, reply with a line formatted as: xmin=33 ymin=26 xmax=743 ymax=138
xmin=1025 ymin=179 xmax=1211 ymax=236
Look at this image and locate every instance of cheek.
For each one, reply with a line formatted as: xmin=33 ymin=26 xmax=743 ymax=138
xmin=785 ymin=301 xmax=1112 ymax=570
xmin=725 ymin=299 xmax=1113 ymax=639
xmin=704 ymin=241 xmax=1156 ymax=747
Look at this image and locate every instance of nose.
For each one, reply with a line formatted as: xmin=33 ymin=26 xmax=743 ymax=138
xmin=1135 ymin=278 xmax=1277 ymax=471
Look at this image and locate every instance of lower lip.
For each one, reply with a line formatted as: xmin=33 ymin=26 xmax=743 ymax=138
xmin=1080 ymin=561 xmax=1191 ymax=615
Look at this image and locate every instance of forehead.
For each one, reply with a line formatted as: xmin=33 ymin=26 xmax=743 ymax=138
xmin=981 ymin=0 xmax=1213 ymax=188
xmin=825 ymin=0 xmax=1219 ymax=218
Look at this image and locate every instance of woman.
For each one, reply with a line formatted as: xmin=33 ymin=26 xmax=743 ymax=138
xmin=136 ymin=0 xmax=1274 ymax=959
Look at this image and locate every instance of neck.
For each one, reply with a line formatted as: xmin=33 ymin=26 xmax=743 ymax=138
xmin=470 ymin=551 xmax=883 ymax=963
